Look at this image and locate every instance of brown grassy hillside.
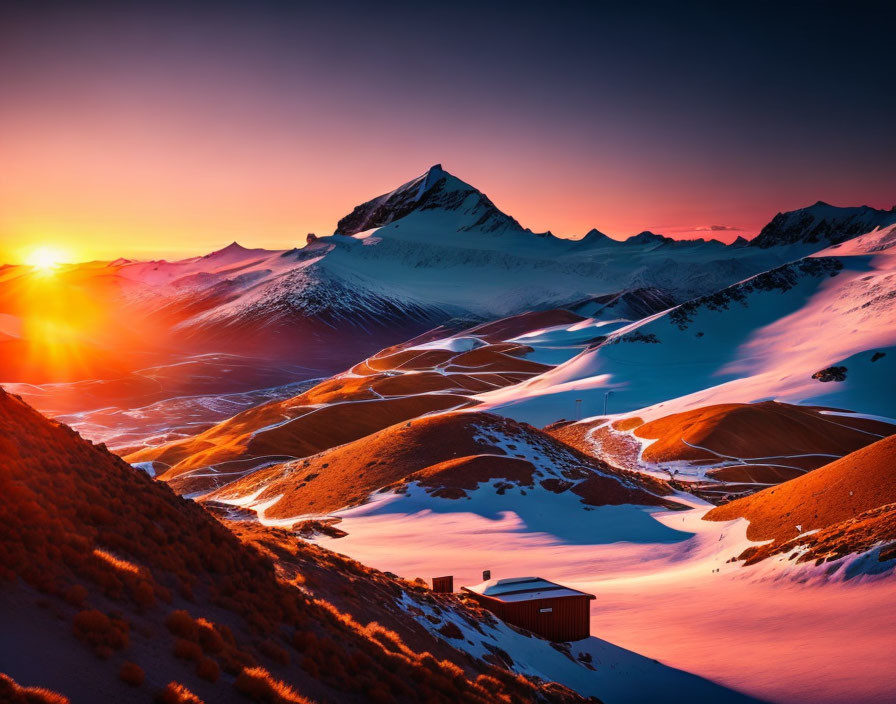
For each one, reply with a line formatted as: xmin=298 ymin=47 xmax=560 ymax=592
xmin=705 ymin=435 xmax=896 ymax=566
xmin=0 ymin=387 xmax=589 ymax=704
xmin=705 ymin=434 xmax=896 ymax=541
xmin=204 ymin=411 xmax=678 ymax=521
xmin=124 ymin=313 xmax=568 ymax=492
xmin=548 ymin=402 xmax=895 ymax=500
xmin=633 ymin=402 xmax=894 ymax=465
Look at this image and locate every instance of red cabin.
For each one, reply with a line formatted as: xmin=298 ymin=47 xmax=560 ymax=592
xmin=462 ymin=576 xmax=594 ymax=642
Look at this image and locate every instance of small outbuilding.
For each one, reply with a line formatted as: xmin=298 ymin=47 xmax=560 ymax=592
xmin=462 ymin=576 xmax=595 ymax=642
xmin=431 ymin=575 xmax=454 ymax=593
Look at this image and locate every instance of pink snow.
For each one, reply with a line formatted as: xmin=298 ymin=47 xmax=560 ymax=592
xmin=312 ymin=492 xmax=896 ymax=703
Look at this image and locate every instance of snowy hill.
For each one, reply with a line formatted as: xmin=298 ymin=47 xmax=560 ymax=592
xmin=475 ymin=226 xmax=896 ymax=426
xmin=203 ymin=410 xmax=679 ymax=525
xmin=623 ymin=230 xmax=673 ymax=246
xmin=548 ymin=401 xmax=895 ymax=503
xmin=570 ymin=228 xmax=617 ymax=248
xmin=705 ymin=434 xmax=896 ymax=566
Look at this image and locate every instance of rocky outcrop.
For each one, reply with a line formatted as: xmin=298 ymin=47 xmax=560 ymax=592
xmin=668 ymin=257 xmax=843 ymax=329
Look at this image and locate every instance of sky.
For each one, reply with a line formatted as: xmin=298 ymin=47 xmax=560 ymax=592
xmin=1 ymin=0 xmax=895 ymax=263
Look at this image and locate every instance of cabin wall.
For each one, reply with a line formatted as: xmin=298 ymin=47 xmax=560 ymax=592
xmin=470 ymin=594 xmax=591 ymax=641
xmin=432 ymin=576 xmax=454 ymax=593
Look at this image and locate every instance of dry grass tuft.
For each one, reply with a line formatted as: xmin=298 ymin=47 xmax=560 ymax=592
xmin=70 ymin=609 xmax=129 ymax=657
xmin=195 ymin=656 xmax=220 ymax=683
xmin=155 ymin=682 xmax=205 ymax=704
xmin=0 ymin=673 xmax=70 ymax=704
xmin=234 ymin=667 xmax=313 ymax=704
xmin=118 ymin=662 xmax=145 ymax=687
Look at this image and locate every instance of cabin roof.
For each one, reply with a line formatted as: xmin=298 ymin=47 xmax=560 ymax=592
xmin=462 ymin=576 xmax=595 ymax=603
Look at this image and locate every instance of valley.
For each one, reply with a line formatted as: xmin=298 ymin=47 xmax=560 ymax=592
xmin=2 ymin=164 xmax=894 ymax=704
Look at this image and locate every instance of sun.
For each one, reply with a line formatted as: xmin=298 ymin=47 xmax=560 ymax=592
xmin=25 ymin=245 xmax=70 ymax=272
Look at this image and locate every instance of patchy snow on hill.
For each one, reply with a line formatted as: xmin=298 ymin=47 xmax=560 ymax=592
xmin=408 ymin=336 xmax=487 ymax=353
xmin=311 ymin=490 xmax=896 ymax=704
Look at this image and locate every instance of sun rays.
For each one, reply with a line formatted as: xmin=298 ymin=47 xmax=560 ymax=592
xmin=24 ymin=245 xmax=71 ymax=273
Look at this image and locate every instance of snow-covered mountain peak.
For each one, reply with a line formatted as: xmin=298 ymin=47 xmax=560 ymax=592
xmin=750 ymin=202 xmax=896 ymax=249
xmin=334 ymin=164 xmax=524 ymax=237
xmin=625 ymin=230 xmax=672 ymax=246
xmin=422 ymin=161 xmax=445 ymax=180
xmin=196 ymin=241 xmax=278 ymax=266
xmin=205 ymin=241 xmax=249 ymax=256
xmin=581 ymin=228 xmax=614 ymax=244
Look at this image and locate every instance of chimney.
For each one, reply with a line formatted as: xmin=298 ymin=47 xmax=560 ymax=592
xmin=482 ymin=569 xmax=491 ymax=581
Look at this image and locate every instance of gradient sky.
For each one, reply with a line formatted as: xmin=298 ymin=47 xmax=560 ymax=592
xmin=1 ymin=0 xmax=895 ymax=263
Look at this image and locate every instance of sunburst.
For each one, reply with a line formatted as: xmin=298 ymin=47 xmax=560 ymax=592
xmin=24 ymin=245 xmax=70 ymax=272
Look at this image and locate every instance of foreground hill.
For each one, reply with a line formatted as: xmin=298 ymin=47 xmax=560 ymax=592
xmin=203 ymin=411 xmax=679 ymax=523
xmin=705 ymin=434 xmax=896 ymax=565
xmin=0 ymin=387 xmax=593 ymax=704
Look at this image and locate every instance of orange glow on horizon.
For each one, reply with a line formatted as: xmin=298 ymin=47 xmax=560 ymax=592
xmin=0 ymin=261 xmax=148 ymax=383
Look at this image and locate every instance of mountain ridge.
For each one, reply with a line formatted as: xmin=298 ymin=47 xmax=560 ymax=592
xmin=750 ymin=201 xmax=896 ymax=248
xmin=3 ymin=164 xmax=890 ymax=386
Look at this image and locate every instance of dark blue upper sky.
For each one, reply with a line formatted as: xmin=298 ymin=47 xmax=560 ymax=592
xmin=1 ymin=0 xmax=894 ymax=259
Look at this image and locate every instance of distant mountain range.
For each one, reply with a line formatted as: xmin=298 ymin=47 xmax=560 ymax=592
xmin=2 ymin=164 xmax=895 ymax=384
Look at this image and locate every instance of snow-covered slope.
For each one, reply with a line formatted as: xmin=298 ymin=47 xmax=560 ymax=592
xmin=475 ymin=226 xmax=896 ymax=426
xmin=309 ymin=468 xmax=896 ymax=704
